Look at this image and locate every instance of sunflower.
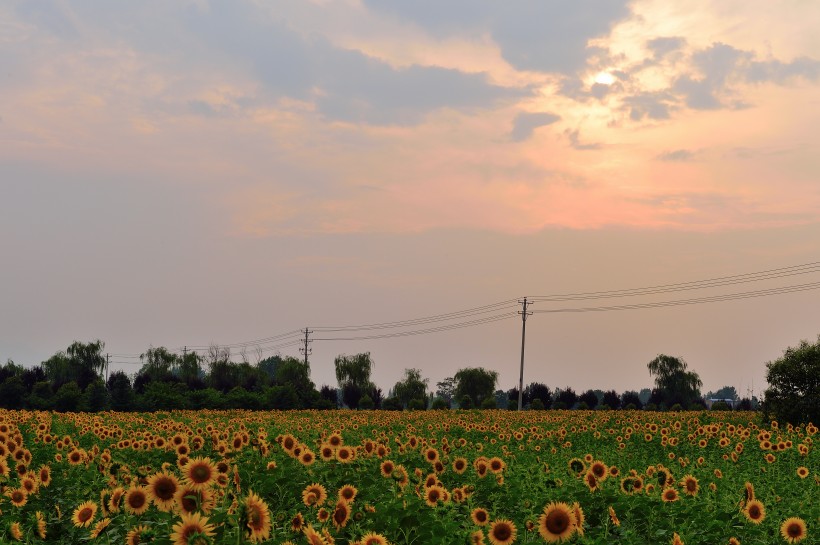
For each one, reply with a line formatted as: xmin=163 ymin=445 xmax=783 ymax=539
xmin=608 ymin=506 xmax=620 ymax=527
xmin=170 ymin=512 xmax=215 ymax=545
xmin=661 ymin=487 xmax=680 ymax=503
xmin=182 ymin=457 xmax=217 ymax=491
xmin=302 ymin=483 xmax=328 ymax=507
xmin=336 ymin=446 xmax=354 ymax=463
xmin=589 ymin=460 xmax=607 ymax=480
xmin=424 ymin=485 xmax=446 ymax=507
xmin=680 ymin=475 xmax=699 ymax=496
xmin=317 ymin=508 xmax=330 ymax=523
xmin=38 ymin=465 xmax=52 ymax=487
xmin=290 ymin=513 xmax=305 ymax=532
xmin=175 ymin=485 xmax=215 ymax=514
xmin=244 ymin=491 xmax=271 ymax=543
xmin=147 ymin=471 xmax=180 ymax=512
xmin=303 ymin=525 xmax=328 ymax=545
xmin=424 ymin=448 xmax=440 ymax=464
xmin=743 ymin=482 xmax=755 ymax=502
xmin=471 ymin=530 xmax=486 ymax=545
xmin=9 ymin=522 xmax=22 ymax=542
xmin=728 ymin=538 xmax=740 ymax=545
xmin=489 ymin=457 xmax=506 ymax=474
xmin=332 ymin=500 xmax=351 ymax=529
xmin=299 ymin=450 xmax=316 ymax=466
xmin=380 ymin=461 xmax=395 ymax=478
xmin=538 ymin=502 xmax=575 ymax=543
xmin=72 ymin=501 xmax=98 ymax=528
xmin=338 ymin=484 xmax=358 ymax=503
xmin=567 ymin=458 xmax=585 ymax=475
xmin=108 ymin=487 xmax=124 ymax=513
xmin=488 ymin=519 xmax=517 ymax=545
xmin=359 ymin=532 xmax=389 ymax=545
xmin=583 ymin=470 xmax=600 ymax=492
xmin=743 ymin=499 xmax=765 ymax=524
xmin=796 ymin=467 xmax=809 ymax=479
xmin=124 ymin=486 xmax=150 ymax=516
xmin=471 ymin=508 xmax=490 ymax=526
xmin=90 ymin=517 xmax=111 ymax=538
xmin=7 ymin=488 xmax=27 ymax=507
xmin=671 ymin=532 xmax=684 ymax=545
xmin=35 ymin=511 xmax=46 ymax=539
xmin=572 ymin=503 xmax=585 ymax=537
xmin=780 ymin=517 xmax=807 ymax=543
xmin=453 ymin=457 xmax=468 ymax=474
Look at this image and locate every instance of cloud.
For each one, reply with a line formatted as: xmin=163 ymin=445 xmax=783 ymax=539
xmin=363 ymin=0 xmax=632 ymax=74
xmin=646 ymin=37 xmax=687 ymax=58
xmin=565 ymin=129 xmax=601 ymax=150
xmin=623 ymin=92 xmax=676 ymax=120
xmin=657 ymin=149 xmax=697 ymax=162
xmin=182 ymin=1 xmax=522 ymax=125
xmin=509 ymin=111 xmax=560 ymax=142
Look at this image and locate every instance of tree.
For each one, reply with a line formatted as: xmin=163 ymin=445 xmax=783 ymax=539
xmin=335 ymin=353 xmax=376 ymax=408
xmin=83 ymin=379 xmax=110 ymax=412
xmin=0 ymin=376 xmax=27 ymax=409
xmin=525 ymin=382 xmax=553 ymax=408
xmin=621 ymin=390 xmax=643 ymax=410
xmin=42 ymin=340 xmax=106 ymax=390
xmin=602 ymin=390 xmax=621 ymax=410
xmin=556 ymin=387 xmax=578 ymax=408
xmin=706 ymin=385 xmax=739 ymax=403
xmin=453 ymin=367 xmax=498 ymax=407
xmin=107 ymin=371 xmax=134 ymax=411
xmin=435 ymin=377 xmax=457 ymax=405
xmin=392 ymin=368 xmax=429 ymax=408
xmin=274 ymin=357 xmax=316 ymax=406
xmin=579 ymin=389 xmax=599 ymax=409
xmin=647 ymin=354 xmax=702 ymax=408
xmin=763 ymin=335 xmax=820 ymax=425
xmin=53 ymin=381 xmax=84 ymax=412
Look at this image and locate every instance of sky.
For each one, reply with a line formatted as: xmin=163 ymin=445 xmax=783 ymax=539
xmin=2 ymin=0 xmax=819 ymax=398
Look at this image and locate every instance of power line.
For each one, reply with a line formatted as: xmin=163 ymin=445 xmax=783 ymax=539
xmin=528 ymin=261 xmax=820 ymax=301
xmin=531 ymin=280 xmax=820 ymax=314
xmin=313 ymin=312 xmax=519 ymax=342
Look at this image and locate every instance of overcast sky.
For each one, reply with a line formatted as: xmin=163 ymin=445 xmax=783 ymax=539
xmin=2 ymin=0 xmax=819 ymax=397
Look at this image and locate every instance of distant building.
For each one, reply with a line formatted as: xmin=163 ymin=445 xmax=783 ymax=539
xmin=705 ymin=398 xmax=736 ymax=409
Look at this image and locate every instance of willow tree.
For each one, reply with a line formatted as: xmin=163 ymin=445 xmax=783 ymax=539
xmin=647 ymin=354 xmax=702 ymax=408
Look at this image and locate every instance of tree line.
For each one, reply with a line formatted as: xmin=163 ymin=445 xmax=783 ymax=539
xmin=0 ymin=335 xmax=816 ymax=425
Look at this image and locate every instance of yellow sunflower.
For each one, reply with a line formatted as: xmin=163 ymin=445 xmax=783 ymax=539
xmin=147 ymin=471 xmax=180 ymax=512
xmin=359 ymin=532 xmax=389 ymax=545
xmin=182 ymin=457 xmax=217 ymax=491
xmin=538 ymin=502 xmax=576 ymax=543
xmin=743 ymin=499 xmax=765 ymax=524
xmin=780 ymin=517 xmax=807 ymax=543
xmin=124 ymin=486 xmax=150 ymax=516
xmin=170 ymin=512 xmax=215 ymax=545
xmin=471 ymin=508 xmax=490 ymax=526
xmin=72 ymin=501 xmax=98 ymax=528
xmin=338 ymin=484 xmax=358 ymax=503
xmin=302 ymin=483 xmax=328 ymax=507
xmin=488 ymin=519 xmax=517 ymax=545
xmin=90 ymin=517 xmax=111 ymax=538
xmin=244 ymin=491 xmax=271 ymax=543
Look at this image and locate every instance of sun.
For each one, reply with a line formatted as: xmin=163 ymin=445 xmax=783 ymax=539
xmin=593 ymin=71 xmax=616 ymax=85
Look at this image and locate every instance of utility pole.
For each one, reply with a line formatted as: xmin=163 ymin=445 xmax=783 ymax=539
xmin=105 ymin=353 xmax=110 ymax=383
xmin=299 ymin=328 xmax=313 ymax=367
xmin=517 ymin=297 xmax=533 ymax=410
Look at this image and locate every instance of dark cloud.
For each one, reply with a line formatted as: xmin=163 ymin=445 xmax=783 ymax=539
xmin=623 ymin=92 xmax=676 ymax=121
xmin=646 ymin=37 xmax=687 ymax=58
xmin=364 ymin=0 xmax=632 ymax=74
xmin=182 ymin=1 xmax=522 ymax=125
xmin=565 ymin=129 xmax=601 ymax=150
xmin=509 ymin=112 xmax=561 ymax=142
xmin=656 ymin=149 xmax=697 ymax=162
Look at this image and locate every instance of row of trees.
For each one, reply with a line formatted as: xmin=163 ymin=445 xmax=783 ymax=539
xmin=1 ymin=336 xmax=815 ymax=424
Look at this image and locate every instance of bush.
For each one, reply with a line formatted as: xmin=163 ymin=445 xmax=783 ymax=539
xmin=459 ymin=395 xmax=474 ymax=409
xmin=381 ymin=397 xmax=403 ymax=411
xmin=480 ymin=397 xmax=497 ymax=409
xmin=624 ymin=403 xmax=637 ymax=410
xmin=358 ymin=394 xmax=375 ymax=410
xmin=670 ymin=403 xmax=684 ymax=412
xmin=408 ymin=398 xmax=426 ymax=411
xmin=530 ymin=398 xmax=545 ymax=410
xmin=431 ymin=397 xmax=450 ymax=410
xmin=551 ymin=401 xmax=567 ymax=410
xmin=644 ymin=403 xmax=658 ymax=412
xmin=576 ymin=401 xmax=589 ymax=410
xmin=711 ymin=401 xmax=730 ymax=411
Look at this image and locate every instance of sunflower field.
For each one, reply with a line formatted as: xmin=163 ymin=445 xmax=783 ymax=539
xmin=0 ymin=409 xmax=816 ymax=545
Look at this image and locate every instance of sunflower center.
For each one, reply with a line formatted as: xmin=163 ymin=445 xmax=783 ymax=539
xmin=546 ymin=511 xmax=569 ymax=533
xmin=129 ymin=493 xmax=146 ymax=508
xmin=79 ymin=508 xmax=93 ymax=522
xmin=155 ymin=479 xmax=176 ymax=499
xmin=787 ymin=523 xmax=802 ymax=537
xmin=493 ymin=524 xmax=512 ymax=540
xmin=192 ymin=466 xmax=210 ymax=482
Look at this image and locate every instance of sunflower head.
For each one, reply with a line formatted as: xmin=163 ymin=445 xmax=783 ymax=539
xmin=538 ymin=502 xmax=576 ymax=543
xmin=488 ymin=519 xmax=517 ymax=545
xmin=743 ymin=499 xmax=765 ymax=524
xmin=780 ymin=517 xmax=807 ymax=543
